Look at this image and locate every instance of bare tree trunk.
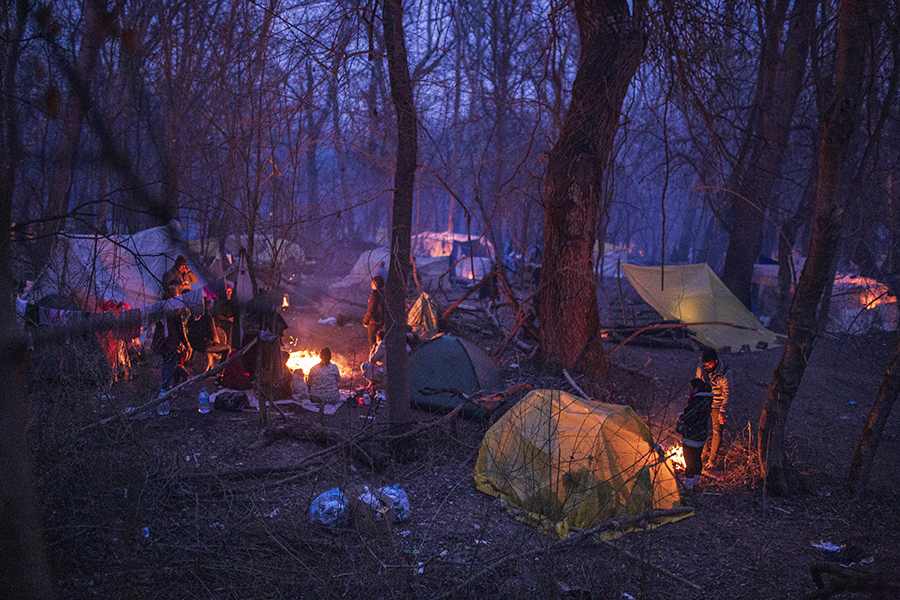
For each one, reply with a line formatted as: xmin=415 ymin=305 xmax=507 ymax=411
xmin=540 ymin=0 xmax=644 ymax=380
xmin=0 ymin=2 xmax=55 ymax=596
xmin=383 ymin=0 xmax=416 ymax=438
xmin=721 ymin=0 xmax=817 ymax=307
xmin=40 ymin=0 xmax=108 ymax=244
xmin=848 ymin=332 xmax=900 ymax=492
xmin=758 ymin=0 xmax=868 ymax=495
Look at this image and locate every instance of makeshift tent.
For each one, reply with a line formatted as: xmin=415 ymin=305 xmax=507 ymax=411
xmin=408 ymin=333 xmax=504 ymax=418
xmin=331 ymin=247 xmax=391 ymax=289
xmin=753 ymin=261 xmax=898 ymax=334
xmin=621 ymin=263 xmax=781 ymax=352
xmin=410 ymin=230 xmax=495 ymax=260
xmin=25 ymin=226 xmax=213 ymax=310
xmin=407 ymin=292 xmax=439 ymax=340
xmin=474 ymin=390 xmax=689 ymax=539
xmin=411 ymin=230 xmax=496 ymax=281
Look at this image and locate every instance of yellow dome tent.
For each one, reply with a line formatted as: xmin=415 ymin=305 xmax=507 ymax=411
xmin=474 ymin=390 xmax=690 ymax=539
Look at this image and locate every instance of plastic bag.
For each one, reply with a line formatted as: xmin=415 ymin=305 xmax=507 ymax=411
xmin=377 ymin=485 xmax=411 ymax=522
xmin=309 ymin=488 xmax=349 ymax=528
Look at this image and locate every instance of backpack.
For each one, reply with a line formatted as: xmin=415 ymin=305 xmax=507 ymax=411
xmin=214 ymin=391 xmax=248 ymax=412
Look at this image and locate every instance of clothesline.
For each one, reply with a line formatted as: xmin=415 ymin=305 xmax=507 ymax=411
xmin=13 ymin=285 xmax=220 ymax=348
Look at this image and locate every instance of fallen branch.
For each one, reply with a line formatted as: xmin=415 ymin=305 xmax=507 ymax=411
xmin=563 ymin=369 xmax=589 ymax=399
xmin=606 ymin=321 xmax=783 ymax=357
xmin=83 ymin=339 xmax=257 ymax=431
xmin=431 ymin=507 xmax=695 ymax=600
xmin=475 ymin=382 xmax=533 ymax=406
xmin=271 ymin=404 xmax=468 ymax=487
xmin=595 ymin=536 xmax=701 ymax=590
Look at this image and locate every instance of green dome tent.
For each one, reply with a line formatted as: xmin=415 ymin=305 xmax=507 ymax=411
xmin=474 ymin=390 xmax=690 ymax=539
xmin=408 ymin=333 xmax=505 ymax=418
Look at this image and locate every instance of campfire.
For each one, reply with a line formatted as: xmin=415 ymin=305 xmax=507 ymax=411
xmin=665 ymin=445 xmax=686 ymax=470
xmin=286 ymin=349 xmax=352 ymax=378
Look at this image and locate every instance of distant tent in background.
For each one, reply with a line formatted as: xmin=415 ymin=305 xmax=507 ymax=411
xmin=825 ymin=274 xmax=898 ymax=334
xmin=408 ymin=333 xmax=504 ymax=418
xmin=474 ymin=390 xmax=689 ymax=539
xmin=753 ymin=260 xmax=898 ymax=334
xmin=410 ymin=230 xmax=495 ymax=260
xmin=24 ymin=226 xmax=213 ymax=310
xmin=597 ymin=242 xmax=629 ymax=278
xmin=621 ymin=263 xmax=781 ymax=352
xmin=331 ymin=247 xmax=392 ymax=290
xmin=411 ymin=230 xmax=496 ymax=282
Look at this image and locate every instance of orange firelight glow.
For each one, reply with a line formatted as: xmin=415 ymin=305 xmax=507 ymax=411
xmin=286 ymin=350 xmax=351 ymax=378
xmin=286 ymin=350 xmax=320 ymax=373
xmin=834 ymin=275 xmax=897 ymax=309
xmin=665 ymin=445 xmax=686 ymax=470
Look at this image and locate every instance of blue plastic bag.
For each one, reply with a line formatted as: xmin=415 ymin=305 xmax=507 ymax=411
xmin=309 ymin=488 xmax=349 ymax=528
xmin=378 ymin=485 xmax=411 ymax=522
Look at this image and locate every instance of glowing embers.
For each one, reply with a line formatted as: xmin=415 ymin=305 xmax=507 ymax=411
xmin=665 ymin=444 xmax=686 ymax=470
xmin=286 ymin=350 xmax=320 ymax=373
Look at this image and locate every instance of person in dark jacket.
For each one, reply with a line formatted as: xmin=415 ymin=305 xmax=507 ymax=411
xmin=161 ymin=255 xmax=198 ymax=299
xmin=363 ymin=275 xmax=385 ymax=351
xmin=678 ymin=378 xmax=714 ymax=490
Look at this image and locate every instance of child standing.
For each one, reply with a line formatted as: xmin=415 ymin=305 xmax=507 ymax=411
xmin=677 ymin=378 xmax=714 ymax=490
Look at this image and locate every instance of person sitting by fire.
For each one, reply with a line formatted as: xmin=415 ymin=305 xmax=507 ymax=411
xmin=360 ymin=329 xmax=386 ymax=396
xmin=307 ymin=347 xmax=340 ymax=419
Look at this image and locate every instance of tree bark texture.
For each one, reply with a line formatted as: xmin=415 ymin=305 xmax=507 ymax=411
xmin=39 ymin=0 xmax=108 ymax=247
xmin=721 ymin=0 xmax=817 ymax=307
xmin=540 ymin=0 xmax=644 ymax=380
xmin=383 ymin=0 xmax=416 ymax=433
xmin=758 ymin=0 xmax=868 ymax=495
xmin=847 ymin=332 xmax=900 ymax=492
xmin=0 ymin=1 xmax=56 ymax=595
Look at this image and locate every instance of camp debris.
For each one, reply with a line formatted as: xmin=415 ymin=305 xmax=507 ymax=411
xmin=474 ymin=389 xmax=691 ymax=539
xmin=409 ymin=333 xmax=505 ymax=419
xmin=621 ymin=263 xmax=781 ymax=352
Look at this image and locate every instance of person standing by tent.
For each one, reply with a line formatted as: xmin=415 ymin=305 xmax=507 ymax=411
xmin=677 ymin=379 xmax=714 ymax=490
xmin=307 ymin=348 xmax=340 ymax=422
xmin=162 ymin=255 xmax=198 ymax=299
xmin=153 ymin=256 xmax=197 ymax=394
xmin=695 ymin=348 xmax=733 ymax=469
xmin=363 ymin=275 xmax=385 ymax=351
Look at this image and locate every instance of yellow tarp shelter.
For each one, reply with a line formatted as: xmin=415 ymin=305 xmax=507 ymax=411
xmin=474 ymin=390 xmax=690 ymax=539
xmin=621 ymin=263 xmax=781 ymax=352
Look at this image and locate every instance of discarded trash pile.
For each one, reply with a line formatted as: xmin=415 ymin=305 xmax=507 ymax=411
xmin=309 ymin=485 xmax=410 ymax=534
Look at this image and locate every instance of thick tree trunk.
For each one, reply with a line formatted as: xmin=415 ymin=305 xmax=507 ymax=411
xmin=758 ymin=0 xmax=867 ymax=495
xmin=39 ymin=0 xmax=107 ymax=244
xmin=0 ymin=3 xmax=55 ymax=596
xmin=540 ymin=0 xmax=644 ymax=381
xmin=383 ymin=0 xmax=416 ymax=436
xmin=721 ymin=0 xmax=817 ymax=307
xmin=848 ymin=332 xmax=900 ymax=492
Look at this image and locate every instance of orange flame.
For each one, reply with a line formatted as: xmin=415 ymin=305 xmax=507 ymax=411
xmin=287 ymin=349 xmax=352 ymax=378
xmin=665 ymin=445 xmax=686 ymax=470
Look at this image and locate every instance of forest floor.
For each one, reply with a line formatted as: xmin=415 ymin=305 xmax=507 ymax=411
xmin=27 ymin=261 xmax=900 ymax=600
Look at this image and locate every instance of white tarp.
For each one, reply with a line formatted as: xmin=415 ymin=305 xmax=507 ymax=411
xmin=25 ymin=226 xmax=213 ymax=309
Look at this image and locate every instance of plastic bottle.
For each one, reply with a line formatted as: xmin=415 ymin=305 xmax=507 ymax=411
xmin=157 ymin=391 xmax=170 ymax=416
xmin=198 ymin=388 xmax=211 ymax=413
